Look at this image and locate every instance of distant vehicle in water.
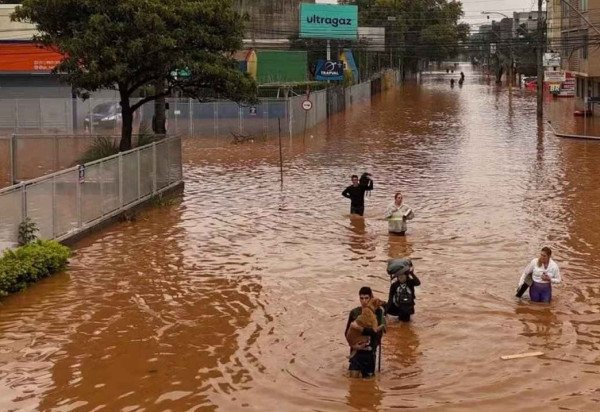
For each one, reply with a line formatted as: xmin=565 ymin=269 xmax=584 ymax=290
xmin=523 ymin=77 xmax=537 ymax=90
xmin=84 ymin=102 xmax=122 ymax=131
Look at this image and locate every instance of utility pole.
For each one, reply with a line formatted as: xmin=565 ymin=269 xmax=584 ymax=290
xmin=536 ymin=0 xmax=544 ymax=118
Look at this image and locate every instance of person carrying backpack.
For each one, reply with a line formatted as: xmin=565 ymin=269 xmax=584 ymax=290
xmin=386 ymin=258 xmax=421 ymax=322
xmin=342 ymin=173 xmax=373 ymax=216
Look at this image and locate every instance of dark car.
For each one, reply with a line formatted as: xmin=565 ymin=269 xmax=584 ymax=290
xmin=84 ymin=102 xmax=122 ymax=131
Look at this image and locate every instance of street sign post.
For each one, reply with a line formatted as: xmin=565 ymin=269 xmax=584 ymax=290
xmin=302 ymin=100 xmax=313 ymax=111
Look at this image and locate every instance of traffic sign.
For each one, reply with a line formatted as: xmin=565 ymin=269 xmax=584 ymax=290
xmin=302 ymin=100 xmax=313 ymax=111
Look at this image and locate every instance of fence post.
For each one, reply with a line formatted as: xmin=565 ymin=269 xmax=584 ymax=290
xmin=76 ymin=170 xmax=82 ymax=228
xmin=21 ymin=182 xmax=27 ymax=222
xmin=118 ymin=154 xmax=124 ymax=206
xmin=52 ymin=175 xmax=56 ymax=237
xmin=152 ymin=142 xmax=157 ymax=194
xmin=100 ymin=161 xmax=104 ymax=215
xmin=137 ymin=148 xmax=141 ymax=199
xmin=10 ymin=133 xmax=16 ymax=185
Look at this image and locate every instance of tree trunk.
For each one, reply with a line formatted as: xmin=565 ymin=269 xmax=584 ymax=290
xmin=496 ymin=66 xmax=504 ymax=84
xmin=120 ymin=98 xmax=134 ymax=151
xmin=153 ymin=79 xmax=167 ymax=134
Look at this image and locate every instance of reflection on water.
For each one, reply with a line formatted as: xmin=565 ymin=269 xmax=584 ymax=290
xmin=2 ymin=67 xmax=600 ymax=410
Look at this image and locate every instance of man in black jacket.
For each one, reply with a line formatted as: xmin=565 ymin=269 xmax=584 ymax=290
xmin=342 ymin=174 xmax=373 ymax=216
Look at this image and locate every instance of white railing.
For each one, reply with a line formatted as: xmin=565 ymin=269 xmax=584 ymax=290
xmin=0 ymin=135 xmax=182 ymax=251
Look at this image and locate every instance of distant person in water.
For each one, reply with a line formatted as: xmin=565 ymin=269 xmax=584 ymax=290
xmin=516 ymin=247 xmax=561 ymax=303
xmin=450 ymin=78 xmax=455 ymax=87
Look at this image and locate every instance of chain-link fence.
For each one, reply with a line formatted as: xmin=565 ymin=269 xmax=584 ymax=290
xmin=0 ymin=136 xmax=182 ymax=251
xmin=0 ymin=71 xmax=401 ymax=184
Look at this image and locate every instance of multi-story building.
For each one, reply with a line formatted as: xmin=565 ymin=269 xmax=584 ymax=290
xmin=548 ymin=0 xmax=600 ymax=99
xmin=513 ymin=11 xmax=544 ymax=36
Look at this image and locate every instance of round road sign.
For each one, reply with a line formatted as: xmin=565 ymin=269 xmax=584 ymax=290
xmin=302 ymin=100 xmax=313 ymax=111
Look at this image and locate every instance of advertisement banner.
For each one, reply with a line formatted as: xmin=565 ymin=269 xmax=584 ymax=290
xmin=543 ymin=52 xmax=561 ymax=67
xmin=300 ymin=4 xmax=358 ymax=40
xmin=545 ymin=70 xmax=565 ymax=82
xmin=0 ymin=43 xmax=63 ymax=72
xmin=315 ymin=59 xmax=344 ymax=81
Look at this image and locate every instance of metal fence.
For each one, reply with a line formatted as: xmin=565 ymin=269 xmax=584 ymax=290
xmin=0 ymin=133 xmax=161 ymax=187
xmin=0 ymin=71 xmax=399 ymax=138
xmin=0 ymin=136 xmax=182 ymax=251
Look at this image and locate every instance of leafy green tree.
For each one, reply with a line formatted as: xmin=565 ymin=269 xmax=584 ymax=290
xmin=348 ymin=0 xmax=468 ymax=73
xmin=13 ymin=0 xmax=257 ymax=150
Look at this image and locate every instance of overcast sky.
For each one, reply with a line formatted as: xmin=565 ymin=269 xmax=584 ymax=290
xmin=315 ymin=0 xmax=543 ymax=31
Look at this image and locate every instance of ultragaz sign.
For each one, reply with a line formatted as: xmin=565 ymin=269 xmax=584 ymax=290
xmin=300 ymin=4 xmax=358 ymax=40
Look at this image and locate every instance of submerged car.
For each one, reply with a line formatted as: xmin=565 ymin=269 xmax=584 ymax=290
xmin=84 ymin=102 xmax=122 ymax=130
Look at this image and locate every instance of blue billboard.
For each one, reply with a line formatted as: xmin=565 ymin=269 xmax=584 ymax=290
xmin=300 ymin=4 xmax=358 ymax=40
xmin=315 ymin=60 xmax=344 ymax=81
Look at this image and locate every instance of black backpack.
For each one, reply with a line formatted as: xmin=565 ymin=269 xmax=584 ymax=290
xmin=393 ymin=283 xmax=414 ymax=306
xmin=359 ymin=173 xmax=372 ymax=190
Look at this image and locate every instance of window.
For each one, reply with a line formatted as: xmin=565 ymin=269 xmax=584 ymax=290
xmin=581 ymin=0 xmax=588 ymax=12
xmin=581 ymin=31 xmax=589 ymax=60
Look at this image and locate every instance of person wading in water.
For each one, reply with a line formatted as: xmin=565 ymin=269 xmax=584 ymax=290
xmin=342 ymin=173 xmax=373 ymax=216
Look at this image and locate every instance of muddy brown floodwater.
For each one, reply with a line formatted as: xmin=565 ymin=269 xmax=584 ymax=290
xmin=2 ymin=68 xmax=600 ymax=411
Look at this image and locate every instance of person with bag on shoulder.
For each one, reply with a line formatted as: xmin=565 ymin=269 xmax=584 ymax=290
xmin=342 ymin=173 xmax=373 ymax=216
xmin=385 ymin=192 xmax=414 ymax=235
xmin=516 ymin=246 xmax=561 ymax=303
xmin=386 ymin=258 xmax=421 ymax=322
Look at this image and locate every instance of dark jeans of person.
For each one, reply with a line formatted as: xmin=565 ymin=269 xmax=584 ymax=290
xmin=349 ymin=349 xmax=376 ymax=377
xmin=529 ymin=281 xmax=552 ymax=303
xmin=350 ymin=205 xmax=364 ymax=216
xmin=388 ymin=304 xmax=414 ymax=322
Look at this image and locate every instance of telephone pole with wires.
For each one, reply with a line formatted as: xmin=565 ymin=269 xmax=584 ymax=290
xmin=537 ymin=0 xmax=544 ymax=118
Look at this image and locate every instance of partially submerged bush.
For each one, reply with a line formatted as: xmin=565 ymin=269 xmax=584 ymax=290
xmin=0 ymin=240 xmax=70 ymax=297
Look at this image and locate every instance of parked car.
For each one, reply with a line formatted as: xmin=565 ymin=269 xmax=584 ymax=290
xmin=84 ymin=102 xmax=122 ymax=131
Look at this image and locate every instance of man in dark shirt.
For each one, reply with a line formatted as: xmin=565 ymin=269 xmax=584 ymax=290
xmin=342 ymin=174 xmax=373 ymax=216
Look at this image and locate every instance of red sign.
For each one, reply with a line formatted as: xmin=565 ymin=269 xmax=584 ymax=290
xmin=0 ymin=43 xmax=64 ymax=72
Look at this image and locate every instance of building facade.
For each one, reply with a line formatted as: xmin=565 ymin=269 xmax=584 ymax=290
xmin=548 ymin=0 xmax=600 ymax=99
xmin=234 ymin=0 xmax=314 ymax=49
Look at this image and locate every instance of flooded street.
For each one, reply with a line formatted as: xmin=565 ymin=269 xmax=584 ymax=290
xmin=2 ymin=70 xmax=600 ymax=411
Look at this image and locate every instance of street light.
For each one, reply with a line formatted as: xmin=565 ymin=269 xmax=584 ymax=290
xmin=481 ymin=11 xmax=514 ymax=88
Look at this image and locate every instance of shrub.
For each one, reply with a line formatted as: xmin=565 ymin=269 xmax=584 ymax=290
xmin=18 ymin=217 xmax=39 ymax=246
xmin=0 ymin=240 xmax=70 ymax=297
xmin=76 ymin=136 xmax=119 ymax=165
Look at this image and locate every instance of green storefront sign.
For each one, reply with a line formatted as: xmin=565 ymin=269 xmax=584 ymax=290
xmin=300 ymin=4 xmax=358 ymax=40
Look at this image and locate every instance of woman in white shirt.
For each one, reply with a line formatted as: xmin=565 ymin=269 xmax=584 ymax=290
xmin=385 ymin=192 xmax=414 ymax=235
xmin=517 ymin=247 xmax=561 ymax=303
